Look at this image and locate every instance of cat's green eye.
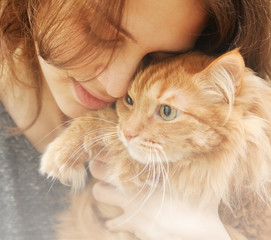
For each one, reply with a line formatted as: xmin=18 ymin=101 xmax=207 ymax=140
xmin=159 ymin=105 xmax=177 ymax=121
xmin=125 ymin=94 xmax=134 ymax=105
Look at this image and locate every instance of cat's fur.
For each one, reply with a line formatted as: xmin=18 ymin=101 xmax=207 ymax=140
xmin=41 ymin=50 xmax=271 ymax=240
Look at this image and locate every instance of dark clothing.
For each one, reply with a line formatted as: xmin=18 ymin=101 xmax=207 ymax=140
xmin=0 ymin=103 xmax=69 ymax=240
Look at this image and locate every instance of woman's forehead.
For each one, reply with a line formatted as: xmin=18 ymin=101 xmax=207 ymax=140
xmin=122 ymin=0 xmax=208 ymax=53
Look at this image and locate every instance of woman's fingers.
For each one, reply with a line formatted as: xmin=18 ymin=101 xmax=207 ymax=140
xmin=105 ymin=215 xmax=132 ymax=232
xmin=89 ymin=160 xmax=109 ymax=180
xmin=88 ymin=149 xmax=112 ymax=181
xmin=92 ymin=182 xmax=129 ymax=206
xmin=105 ymin=212 xmax=166 ymax=240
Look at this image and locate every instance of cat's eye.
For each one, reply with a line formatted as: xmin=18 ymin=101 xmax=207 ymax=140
xmin=159 ymin=105 xmax=177 ymax=121
xmin=125 ymin=94 xmax=134 ymax=105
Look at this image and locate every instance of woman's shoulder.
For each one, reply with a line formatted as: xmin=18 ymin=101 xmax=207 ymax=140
xmin=0 ymin=101 xmax=12 ymax=132
xmin=0 ymin=101 xmax=5 ymax=115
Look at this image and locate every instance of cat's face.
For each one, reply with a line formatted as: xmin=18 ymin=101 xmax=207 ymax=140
xmin=116 ymin=51 xmax=244 ymax=166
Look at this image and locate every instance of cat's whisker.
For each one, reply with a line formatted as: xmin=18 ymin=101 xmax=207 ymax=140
xmin=146 ymin=148 xmax=157 ymax=199
xmin=83 ymin=132 xmax=119 ymax=152
xmin=86 ymin=136 xmax=126 ymax=178
xmin=158 ymin=148 xmax=171 ymax=186
xmin=130 ymin=144 xmax=163 ymax=206
xmin=65 ymin=126 xmax=118 ymax=163
xmin=51 ymin=135 xmax=119 ymax=192
xmin=55 ymin=130 xmax=118 ymax=166
xmin=110 ymin=151 xmax=161 ymax=231
xmin=47 ymin=175 xmax=59 ymax=193
xmin=75 ymin=116 xmax=118 ymax=126
xmin=85 ymin=135 xmax=120 ymax=165
xmin=77 ymin=127 xmax=118 ymax=143
xmin=37 ymin=115 xmax=117 ymax=149
xmin=58 ymin=129 xmax=118 ymax=157
xmin=85 ymin=134 xmax=120 ymax=163
xmin=157 ymin=147 xmax=173 ymax=209
xmin=47 ymin=133 xmax=119 ymax=192
xmin=89 ymin=134 xmax=122 ymax=163
xmin=117 ymin=147 xmax=165 ymax=229
xmin=46 ymin=141 xmax=89 ymax=192
xmin=34 ymin=119 xmax=75 ymax=147
xmin=37 ymin=116 xmax=116 ymax=147
xmin=86 ymin=137 xmax=119 ymax=170
xmin=122 ymin=152 xmax=154 ymax=208
xmin=47 ymin=144 xmax=88 ymax=192
xmin=143 ymin=146 xmax=160 ymax=205
xmin=257 ymin=183 xmax=271 ymax=205
xmin=150 ymin=149 xmax=168 ymax=229
xmin=122 ymin=146 xmax=170 ymax=225
xmin=122 ymin=161 xmax=150 ymax=183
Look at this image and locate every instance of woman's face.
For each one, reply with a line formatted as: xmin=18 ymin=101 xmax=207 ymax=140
xmin=38 ymin=0 xmax=207 ymax=118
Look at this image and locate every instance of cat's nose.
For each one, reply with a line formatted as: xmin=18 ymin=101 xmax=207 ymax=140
xmin=123 ymin=129 xmax=137 ymax=142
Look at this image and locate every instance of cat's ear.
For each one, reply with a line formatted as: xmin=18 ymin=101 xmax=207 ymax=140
xmin=201 ymin=49 xmax=245 ymax=103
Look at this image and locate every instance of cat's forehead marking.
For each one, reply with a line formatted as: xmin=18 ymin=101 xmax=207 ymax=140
xmin=159 ymin=89 xmax=179 ymax=102
xmin=160 ymin=88 xmax=192 ymax=109
xmin=148 ymin=82 xmax=192 ymax=110
xmin=148 ymin=82 xmax=163 ymax=98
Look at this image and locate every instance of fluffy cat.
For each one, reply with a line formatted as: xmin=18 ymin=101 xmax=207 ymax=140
xmin=40 ymin=50 xmax=271 ymax=240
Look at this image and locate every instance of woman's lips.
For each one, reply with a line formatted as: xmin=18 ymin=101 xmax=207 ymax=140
xmin=73 ymin=80 xmax=113 ymax=110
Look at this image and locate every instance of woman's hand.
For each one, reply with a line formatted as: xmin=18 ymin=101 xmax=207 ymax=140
xmin=90 ymin=160 xmax=231 ymax=240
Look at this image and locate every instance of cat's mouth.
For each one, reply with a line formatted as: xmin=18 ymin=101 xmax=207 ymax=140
xmin=139 ymin=141 xmax=161 ymax=149
xmin=126 ymin=141 xmax=165 ymax=164
xmin=117 ymin=127 xmax=166 ymax=164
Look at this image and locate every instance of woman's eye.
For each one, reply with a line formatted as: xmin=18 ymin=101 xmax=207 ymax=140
xmin=148 ymin=51 xmax=180 ymax=61
xmin=101 ymin=36 xmax=124 ymax=48
xmin=159 ymin=105 xmax=177 ymax=121
xmin=125 ymin=94 xmax=134 ymax=105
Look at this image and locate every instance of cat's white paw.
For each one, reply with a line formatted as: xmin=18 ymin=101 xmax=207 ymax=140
xmin=40 ymin=142 xmax=89 ymax=191
xmin=57 ymin=163 xmax=87 ymax=190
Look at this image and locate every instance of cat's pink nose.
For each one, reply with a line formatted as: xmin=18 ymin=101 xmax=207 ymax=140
xmin=123 ymin=129 xmax=137 ymax=142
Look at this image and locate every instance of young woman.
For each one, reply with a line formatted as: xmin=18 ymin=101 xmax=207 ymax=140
xmin=0 ymin=0 xmax=270 ymax=239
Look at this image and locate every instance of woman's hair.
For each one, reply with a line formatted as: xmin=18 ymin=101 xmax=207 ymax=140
xmin=199 ymin=0 xmax=271 ymax=79
xmin=0 ymin=0 xmax=271 ymax=126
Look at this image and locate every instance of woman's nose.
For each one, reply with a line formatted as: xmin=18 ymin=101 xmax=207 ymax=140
xmin=99 ymin=69 xmax=132 ymax=98
xmin=97 ymin=51 xmax=143 ymax=98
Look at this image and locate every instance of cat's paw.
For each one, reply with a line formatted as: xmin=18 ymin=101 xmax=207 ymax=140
xmin=40 ymin=142 xmax=89 ymax=191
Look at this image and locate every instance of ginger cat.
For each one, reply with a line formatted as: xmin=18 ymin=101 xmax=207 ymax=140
xmin=41 ymin=50 xmax=271 ymax=240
